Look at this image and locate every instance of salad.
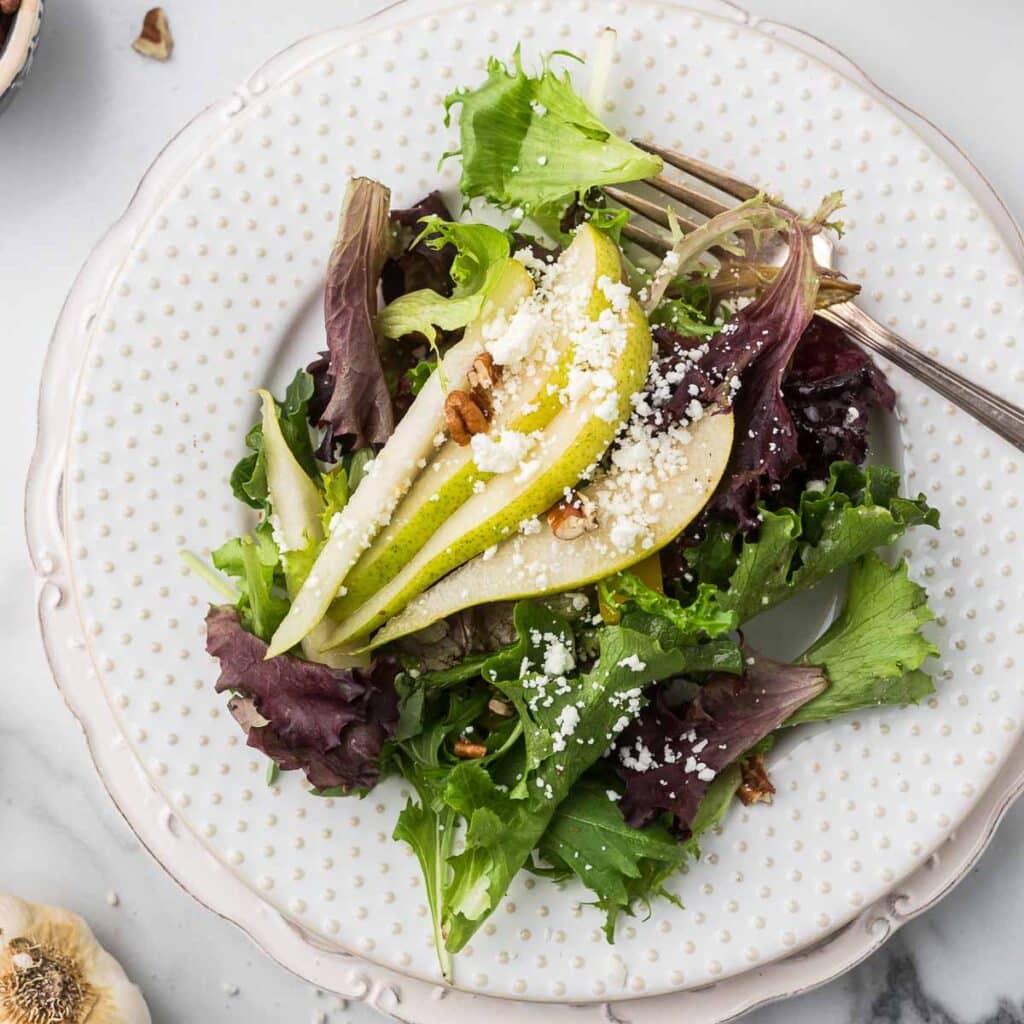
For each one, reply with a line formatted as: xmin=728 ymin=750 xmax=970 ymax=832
xmin=194 ymin=47 xmax=940 ymax=981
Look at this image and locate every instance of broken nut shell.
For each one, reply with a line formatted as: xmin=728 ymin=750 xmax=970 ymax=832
xmin=133 ymin=7 xmax=173 ymax=61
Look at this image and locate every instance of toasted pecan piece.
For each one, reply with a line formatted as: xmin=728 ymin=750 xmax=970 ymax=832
xmin=737 ymin=752 xmax=776 ymax=806
xmin=444 ymin=389 xmax=489 ymax=445
xmin=546 ymin=490 xmax=598 ymax=540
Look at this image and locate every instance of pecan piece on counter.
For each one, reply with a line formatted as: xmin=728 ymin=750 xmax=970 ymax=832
xmin=737 ymin=752 xmax=776 ymax=806
xmin=444 ymin=389 xmax=490 ymax=445
xmin=132 ymin=7 xmax=173 ymax=61
xmin=546 ymin=490 xmax=598 ymax=540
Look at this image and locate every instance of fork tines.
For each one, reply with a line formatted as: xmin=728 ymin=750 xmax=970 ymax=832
xmin=609 ymin=140 xmax=795 ymax=256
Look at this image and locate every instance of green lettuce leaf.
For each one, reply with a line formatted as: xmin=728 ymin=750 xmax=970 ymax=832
xmin=535 ymin=782 xmax=687 ymax=941
xmin=438 ymin=622 xmax=691 ymax=953
xmin=686 ymin=462 xmax=939 ymax=625
xmin=444 ymin=49 xmax=661 ymax=225
xmin=481 ymin=602 xmax=735 ymax=794
xmin=212 ymin=523 xmax=289 ymax=642
xmin=391 ymin=682 xmax=508 ymax=982
xmin=392 ymin=796 xmax=456 ymax=981
xmin=406 ymin=358 xmax=437 ymax=396
xmin=787 ymin=552 xmax=938 ymax=725
xmin=602 ymin=574 xmax=738 ymax=644
xmin=535 ymin=750 xmax=758 ymax=941
xmin=376 ymin=219 xmax=511 ymax=343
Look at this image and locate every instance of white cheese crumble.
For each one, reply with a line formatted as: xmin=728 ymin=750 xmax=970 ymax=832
xmin=543 ymin=637 xmax=576 ymax=677
xmin=484 ymin=301 xmax=543 ymax=366
xmin=470 ymin=429 xmax=534 ymax=474
xmin=617 ymin=654 xmax=647 ymax=672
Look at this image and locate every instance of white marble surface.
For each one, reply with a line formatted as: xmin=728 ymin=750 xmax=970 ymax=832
xmin=3 ymin=1 xmax=1022 ymax=1021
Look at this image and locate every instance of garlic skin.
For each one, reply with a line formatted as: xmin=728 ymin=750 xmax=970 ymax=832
xmin=0 ymin=894 xmax=151 ymax=1024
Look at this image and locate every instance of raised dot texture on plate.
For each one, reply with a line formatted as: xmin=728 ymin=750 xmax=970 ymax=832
xmin=46 ymin=0 xmax=1024 ymax=1007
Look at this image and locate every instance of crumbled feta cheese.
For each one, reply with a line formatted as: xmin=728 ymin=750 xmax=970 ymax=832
xmin=543 ymin=637 xmax=576 ymax=677
xmin=617 ymin=654 xmax=647 ymax=672
xmin=485 ymin=302 xmax=543 ymax=365
xmin=470 ymin=430 xmax=534 ymax=474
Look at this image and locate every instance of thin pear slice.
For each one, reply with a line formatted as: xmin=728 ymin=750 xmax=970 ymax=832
xmin=334 ymin=225 xmax=622 ymax=615
xmin=267 ymin=259 xmax=534 ymax=658
xmin=257 ymin=391 xmax=367 ymax=669
xmin=370 ymin=412 xmax=734 ymax=648
xmin=258 ymin=390 xmax=322 ymax=559
xmin=321 ymin=296 xmax=654 ymax=649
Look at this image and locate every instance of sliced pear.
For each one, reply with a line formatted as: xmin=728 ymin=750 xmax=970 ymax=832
xmin=333 ymin=224 xmax=623 ymax=615
xmin=266 ymin=258 xmax=535 ymax=658
xmin=370 ymin=412 xmax=734 ymax=648
xmin=258 ymin=390 xmax=322 ymax=561
xmin=258 ymin=391 xmax=367 ymax=669
xmin=321 ymin=291 xmax=654 ymax=649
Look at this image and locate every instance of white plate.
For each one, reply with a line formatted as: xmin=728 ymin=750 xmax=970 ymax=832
xmin=27 ymin=0 xmax=1024 ymax=1019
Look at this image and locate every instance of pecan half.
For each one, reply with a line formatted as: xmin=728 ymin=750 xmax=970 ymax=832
xmin=737 ymin=752 xmax=775 ymax=806
xmin=445 ymin=389 xmax=489 ymax=445
xmin=546 ymin=491 xmax=598 ymax=540
xmin=453 ymin=739 xmax=488 ymax=759
xmin=133 ymin=8 xmax=173 ymax=61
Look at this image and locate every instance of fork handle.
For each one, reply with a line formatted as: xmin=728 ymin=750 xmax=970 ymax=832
xmin=819 ymin=302 xmax=1024 ymax=453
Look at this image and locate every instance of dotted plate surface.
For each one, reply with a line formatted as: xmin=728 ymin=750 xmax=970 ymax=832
xmin=60 ymin=0 xmax=1024 ymax=1002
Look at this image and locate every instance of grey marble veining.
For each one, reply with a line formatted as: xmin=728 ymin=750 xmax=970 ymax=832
xmin=3 ymin=1 xmax=1023 ymax=1021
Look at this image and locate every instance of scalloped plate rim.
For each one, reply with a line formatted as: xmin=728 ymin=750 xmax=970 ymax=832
xmin=25 ymin=0 xmax=1024 ymax=1020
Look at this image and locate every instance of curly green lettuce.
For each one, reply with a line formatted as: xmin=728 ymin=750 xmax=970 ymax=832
xmin=376 ymin=219 xmax=511 ymax=343
xmin=444 ymin=48 xmax=661 ymax=230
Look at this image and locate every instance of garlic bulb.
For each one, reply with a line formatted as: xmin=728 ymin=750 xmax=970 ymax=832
xmin=0 ymin=894 xmax=150 ymax=1024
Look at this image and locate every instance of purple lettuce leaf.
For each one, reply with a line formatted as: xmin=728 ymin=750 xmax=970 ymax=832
xmin=703 ymin=220 xmax=820 ymax=527
xmin=655 ymin=203 xmax=892 ymax=531
xmin=782 ymin=318 xmax=895 ymax=482
xmin=381 ymin=191 xmax=458 ymax=304
xmin=613 ymin=643 xmax=826 ymax=835
xmin=206 ymin=606 xmax=398 ymax=791
xmin=656 ymin=217 xmax=817 ymax=423
xmin=316 ymin=177 xmax=395 ymax=456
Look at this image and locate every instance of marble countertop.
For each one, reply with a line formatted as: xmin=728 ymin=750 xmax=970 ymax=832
xmin=3 ymin=1 xmax=1022 ymax=1021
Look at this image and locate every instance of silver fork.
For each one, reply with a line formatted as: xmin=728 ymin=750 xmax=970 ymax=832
xmin=605 ymin=140 xmax=1024 ymax=453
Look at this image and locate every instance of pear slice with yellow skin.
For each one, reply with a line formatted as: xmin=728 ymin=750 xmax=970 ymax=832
xmin=369 ymin=411 xmax=734 ymax=649
xmin=321 ymin=290 xmax=654 ymax=650
xmin=267 ymin=258 xmax=534 ymax=658
xmin=333 ymin=224 xmax=623 ymax=616
xmin=257 ymin=391 xmax=367 ymax=669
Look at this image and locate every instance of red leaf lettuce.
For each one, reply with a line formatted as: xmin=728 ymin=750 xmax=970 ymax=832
xmin=206 ymin=606 xmax=398 ymax=791
xmin=613 ymin=644 xmax=826 ymax=835
xmin=313 ymin=177 xmax=395 ymax=456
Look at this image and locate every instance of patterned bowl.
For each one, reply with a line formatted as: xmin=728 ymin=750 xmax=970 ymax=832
xmin=0 ymin=0 xmax=42 ymax=117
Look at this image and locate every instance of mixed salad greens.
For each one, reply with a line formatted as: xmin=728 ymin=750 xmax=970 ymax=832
xmin=193 ymin=47 xmax=940 ymax=981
